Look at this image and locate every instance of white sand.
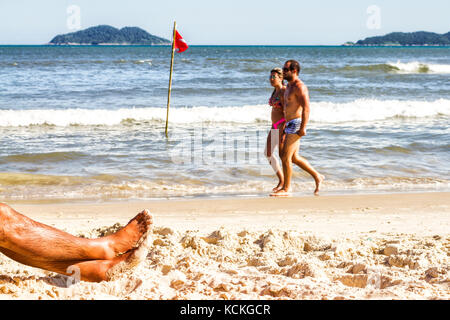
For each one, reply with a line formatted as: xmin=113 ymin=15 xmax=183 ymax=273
xmin=0 ymin=192 xmax=449 ymax=300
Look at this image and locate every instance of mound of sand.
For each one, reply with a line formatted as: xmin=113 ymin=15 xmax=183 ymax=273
xmin=0 ymin=224 xmax=448 ymax=300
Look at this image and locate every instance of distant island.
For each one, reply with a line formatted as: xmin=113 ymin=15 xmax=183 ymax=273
xmin=49 ymin=25 xmax=171 ymax=45
xmin=344 ymin=31 xmax=450 ymax=46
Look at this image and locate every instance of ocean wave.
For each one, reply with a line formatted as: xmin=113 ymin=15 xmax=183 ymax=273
xmin=134 ymin=59 xmax=152 ymax=65
xmin=309 ymin=98 xmax=450 ymax=123
xmin=0 ymin=99 xmax=448 ymax=127
xmin=373 ymin=146 xmax=413 ymax=155
xmin=0 ymin=172 xmax=118 ymax=186
xmin=0 ymin=106 xmax=268 ymax=126
xmin=0 ymin=152 xmax=87 ymax=164
xmin=387 ymin=61 xmax=450 ymax=74
xmin=340 ymin=61 xmax=450 ymax=74
xmin=341 ymin=64 xmax=399 ymax=72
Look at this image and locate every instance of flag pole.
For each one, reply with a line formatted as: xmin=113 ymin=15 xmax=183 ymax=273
xmin=165 ymin=21 xmax=177 ymax=138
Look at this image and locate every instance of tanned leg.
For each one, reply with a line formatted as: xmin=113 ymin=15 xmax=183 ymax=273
xmin=0 ymin=246 xmax=143 ymax=282
xmin=271 ymin=133 xmax=300 ymax=196
xmin=265 ymin=129 xmax=284 ymax=191
xmin=292 ymin=145 xmax=325 ymax=195
xmin=0 ymin=203 xmax=151 ymax=261
xmin=0 ymin=203 xmax=152 ymax=281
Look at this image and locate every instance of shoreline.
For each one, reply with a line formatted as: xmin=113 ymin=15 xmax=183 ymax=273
xmin=7 ymin=188 xmax=450 ymax=204
xmin=10 ymin=191 xmax=450 ymax=236
xmin=7 ymin=189 xmax=450 ymax=205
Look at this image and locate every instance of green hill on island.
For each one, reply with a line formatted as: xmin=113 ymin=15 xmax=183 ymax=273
xmin=345 ymin=31 xmax=450 ymax=46
xmin=49 ymin=25 xmax=171 ymax=45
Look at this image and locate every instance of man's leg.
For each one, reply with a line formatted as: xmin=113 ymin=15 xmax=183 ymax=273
xmin=292 ymin=146 xmax=325 ymax=195
xmin=0 ymin=244 xmax=145 ymax=282
xmin=271 ymin=133 xmax=300 ymax=196
xmin=0 ymin=203 xmax=150 ymax=261
xmin=0 ymin=203 xmax=152 ymax=282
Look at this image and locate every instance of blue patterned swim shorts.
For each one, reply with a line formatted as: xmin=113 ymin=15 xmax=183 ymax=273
xmin=284 ymin=118 xmax=301 ymax=134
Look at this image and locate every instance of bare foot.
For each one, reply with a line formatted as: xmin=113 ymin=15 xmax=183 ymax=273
xmin=75 ymin=230 xmax=152 ymax=282
xmin=270 ymin=189 xmax=292 ymax=197
xmin=105 ymin=227 xmax=152 ymax=281
xmin=314 ymin=175 xmax=325 ymax=195
xmin=105 ymin=209 xmax=153 ymax=258
xmin=272 ymin=180 xmax=284 ymax=192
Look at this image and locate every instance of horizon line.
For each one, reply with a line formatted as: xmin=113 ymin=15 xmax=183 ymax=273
xmin=1 ymin=44 xmax=450 ymax=47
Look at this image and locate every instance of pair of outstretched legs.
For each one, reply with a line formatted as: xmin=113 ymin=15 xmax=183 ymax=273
xmin=0 ymin=203 xmax=152 ymax=282
xmin=269 ymin=132 xmax=324 ymax=196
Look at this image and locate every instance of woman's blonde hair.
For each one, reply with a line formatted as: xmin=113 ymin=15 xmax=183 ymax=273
xmin=270 ymin=67 xmax=283 ymax=79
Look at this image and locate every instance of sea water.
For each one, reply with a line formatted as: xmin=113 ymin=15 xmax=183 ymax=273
xmin=0 ymin=45 xmax=449 ymax=201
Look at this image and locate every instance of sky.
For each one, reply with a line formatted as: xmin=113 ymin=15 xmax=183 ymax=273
xmin=0 ymin=0 xmax=449 ymax=45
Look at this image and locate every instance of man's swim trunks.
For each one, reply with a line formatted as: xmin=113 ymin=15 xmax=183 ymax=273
xmin=284 ymin=118 xmax=301 ymax=134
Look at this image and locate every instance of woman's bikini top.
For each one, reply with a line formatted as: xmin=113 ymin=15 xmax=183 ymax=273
xmin=269 ymin=91 xmax=283 ymax=109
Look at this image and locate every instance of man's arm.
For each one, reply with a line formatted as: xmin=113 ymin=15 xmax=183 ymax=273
xmin=297 ymin=83 xmax=310 ymax=137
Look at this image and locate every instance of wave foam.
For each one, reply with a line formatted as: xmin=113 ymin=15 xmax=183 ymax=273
xmin=0 ymin=106 xmax=270 ymax=127
xmin=1 ymin=174 xmax=448 ymax=201
xmin=310 ymin=98 xmax=449 ymax=123
xmin=387 ymin=61 xmax=450 ymax=74
xmin=0 ymin=99 xmax=448 ymax=127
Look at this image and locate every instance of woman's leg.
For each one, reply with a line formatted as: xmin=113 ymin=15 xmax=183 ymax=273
xmin=265 ymin=129 xmax=283 ymax=191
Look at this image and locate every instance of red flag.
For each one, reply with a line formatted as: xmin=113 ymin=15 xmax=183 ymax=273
xmin=174 ymin=30 xmax=188 ymax=53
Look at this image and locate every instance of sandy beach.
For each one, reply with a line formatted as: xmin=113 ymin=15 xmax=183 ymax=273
xmin=0 ymin=191 xmax=448 ymax=300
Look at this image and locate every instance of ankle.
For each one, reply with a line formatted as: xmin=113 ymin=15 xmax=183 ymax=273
xmin=91 ymin=238 xmax=116 ymax=260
